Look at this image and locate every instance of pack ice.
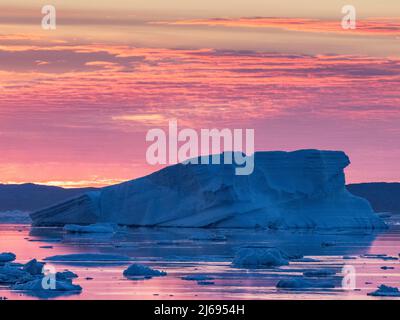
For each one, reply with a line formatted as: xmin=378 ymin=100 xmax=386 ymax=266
xmin=30 ymin=150 xmax=386 ymax=229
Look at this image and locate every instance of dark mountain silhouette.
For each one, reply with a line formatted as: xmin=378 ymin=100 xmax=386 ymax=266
xmin=347 ymin=183 xmax=400 ymax=214
xmin=0 ymin=182 xmax=398 ymax=215
xmin=0 ymin=183 xmax=96 ymax=212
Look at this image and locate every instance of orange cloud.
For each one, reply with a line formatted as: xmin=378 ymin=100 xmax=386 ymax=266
xmin=154 ymin=17 xmax=400 ymax=36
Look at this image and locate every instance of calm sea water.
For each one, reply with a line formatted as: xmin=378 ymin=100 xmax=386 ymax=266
xmin=0 ymin=218 xmax=399 ymax=300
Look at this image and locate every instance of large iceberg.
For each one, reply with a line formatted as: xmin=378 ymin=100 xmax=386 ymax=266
xmin=30 ymin=150 xmax=386 ymax=229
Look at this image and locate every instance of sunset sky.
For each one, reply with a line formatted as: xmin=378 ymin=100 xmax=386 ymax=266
xmin=0 ymin=0 xmax=399 ymax=187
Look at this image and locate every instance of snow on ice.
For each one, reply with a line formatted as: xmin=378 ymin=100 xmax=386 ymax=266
xmin=123 ymin=264 xmax=167 ymax=279
xmin=368 ymin=285 xmax=400 ymax=297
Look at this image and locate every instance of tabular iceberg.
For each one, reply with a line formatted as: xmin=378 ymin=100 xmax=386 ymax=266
xmin=30 ymin=150 xmax=386 ymax=229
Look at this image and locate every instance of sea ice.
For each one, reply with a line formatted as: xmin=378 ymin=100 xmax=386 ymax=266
xmin=276 ymin=278 xmax=335 ymax=290
xmin=23 ymin=259 xmax=45 ymax=275
xmin=44 ymin=253 xmax=131 ymax=266
xmin=380 ymin=266 xmax=394 ymax=270
xmin=232 ymin=247 xmax=289 ymax=268
xmin=0 ymin=252 xmax=16 ymax=264
xmin=343 ymin=256 xmax=357 ymax=260
xmin=56 ymin=270 xmax=79 ymax=280
xmin=197 ymin=281 xmax=215 ymax=286
xmin=368 ymin=285 xmax=400 ymax=297
xmin=181 ymin=275 xmax=215 ymax=281
xmin=123 ymin=264 xmax=167 ymax=279
xmin=0 ymin=264 xmax=33 ymax=284
xmin=11 ymin=278 xmax=82 ymax=298
xmin=0 ymin=255 xmax=81 ymax=298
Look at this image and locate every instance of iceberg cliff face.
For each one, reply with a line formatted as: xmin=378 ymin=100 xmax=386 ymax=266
xmin=30 ymin=150 xmax=386 ymax=229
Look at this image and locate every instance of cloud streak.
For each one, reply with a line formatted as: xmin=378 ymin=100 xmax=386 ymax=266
xmin=155 ymin=17 xmax=400 ymax=36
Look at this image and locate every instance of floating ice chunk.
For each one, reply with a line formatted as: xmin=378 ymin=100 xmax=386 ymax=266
xmin=56 ymin=270 xmax=78 ymax=280
xmin=303 ymin=269 xmax=337 ymax=277
xmin=382 ymin=256 xmax=398 ymax=261
xmin=0 ymin=264 xmax=33 ymax=284
xmin=0 ymin=256 xmax=81 ymax=298
xmin=361 ymin=253 xmax=387 ymax=259
xmin=197 ymin=281 xmax=215 ymax=286
xmin=360 ymin=254 xmax=398 ymax=261
xmin=11 ymin=278 xmax=82 ymax=298
xmin=123 ymin=264 xmax=167 ymax=279
xmin=277 ymin=278 xmax=335 ymax=290
xmin=23 ymin=259 xmax=45 ymax=276
xmin=64 ymin=223 xmax=115 ymax=233
xmin=0 ymin=252 xmax=16 ymax=264
xmin=368 ymin=285 xmax=400 ymax=297
xmin=232 ymin=247 xmax=289 ymax=268
xmin=380 ymin=266 xmax=394 ymax=270
xmin=181 ymin=275 xmax=214 ymax=281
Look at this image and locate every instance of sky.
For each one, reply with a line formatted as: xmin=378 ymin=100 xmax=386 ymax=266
xmin=0 ymin=1 xmax=399 ymax=187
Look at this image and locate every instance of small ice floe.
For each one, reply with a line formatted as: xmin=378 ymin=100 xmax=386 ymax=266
xmin=303 ymin=269 xmax=336 ymax=277
xmin=368 ymin=285 xmax=400 ymax=297
xmin=56 ymin=270 xmax=78 ymax=280
xmin=63 ymin=223 xmax=115 ymax=234
xmin=181 ymin=275 xmax=214 ymax=281
xmin=232 ymin=247 xmax=289 ymax=268
xmin=40 ymin=246 xmax=53 ymax=249
xmin=0 ymin=252 xmax=16 ymax=265
xmin=382 ymin=256 xmax=398 ymax=261
xmin=123 ymin=264 xmax=167 ymax=279
xmin=23 ymin=259 xmax=45 ymax=275
xmin=197 ymin=281 xmax=215 ymax=286
xmin=360 ymin=254 xmax=398 ymax=261
xmin=361 ymin=253 xmax=387 ymax=259
xmin=12 ymin=278 xmax=82 ymax=299
xmin=44 ymin=253 xmax=131 ymax=266
xmin=276 ymin=278 xmax=335 ymax=290
xmin=380 ymin=266 xmax=395 ymax=270
xmin=0 ymin=264 xmax=33 ymax=284
xmin=0 ymin=255 xmax=81 ymax=298
xmin=378 ymin=212 xmax=392 ymax=219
